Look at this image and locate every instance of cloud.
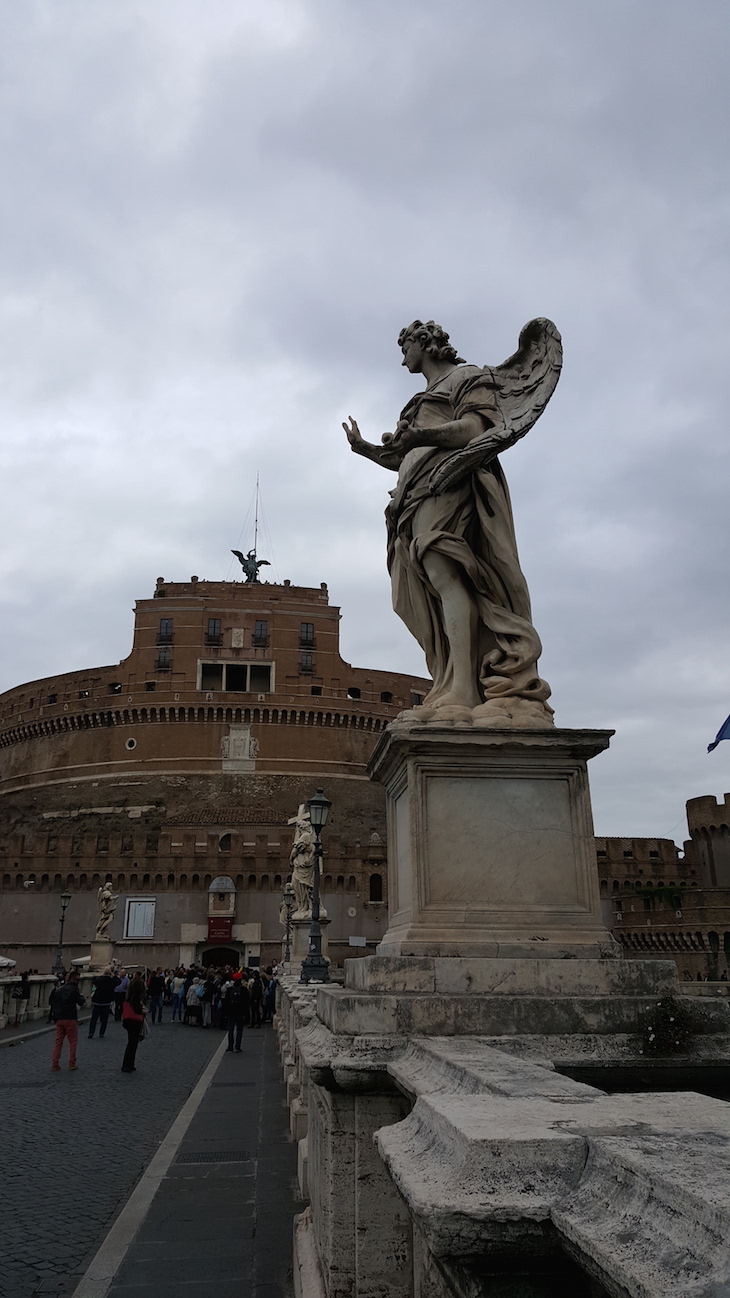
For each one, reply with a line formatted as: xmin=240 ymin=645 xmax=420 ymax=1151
xmin=0 ymin=0 xmax=729 ymax=841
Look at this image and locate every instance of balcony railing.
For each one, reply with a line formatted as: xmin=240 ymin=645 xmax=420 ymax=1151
xmin=204 ymin=634 xmax=222 ymax=647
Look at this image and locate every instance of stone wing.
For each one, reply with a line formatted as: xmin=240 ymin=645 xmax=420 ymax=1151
xmin=428 ymin=317 xmax=562 ymax=495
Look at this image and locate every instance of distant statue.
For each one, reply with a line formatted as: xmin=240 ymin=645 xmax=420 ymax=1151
xmin=95 ymin=882 xmax=118 ymax=941
xmin=344 ymin=317 xmax=562 ymax=727
xmin=285 ymin=805 xmax=327 ymax=921
xmin=231 ymin=549 xmax=271 ymax=583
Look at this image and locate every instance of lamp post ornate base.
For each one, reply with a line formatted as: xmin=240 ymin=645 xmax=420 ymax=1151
xmin=289 ymin=915 xmax=329 ymax=965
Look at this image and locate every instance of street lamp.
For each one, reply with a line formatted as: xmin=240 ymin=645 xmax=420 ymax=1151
xmin=52 ymin=891 xmax=72 ymax=978
xmin=283 ymin=879 xmax=294 ymax=964
xmin=300 ymin=787 xmax=331 ymax=984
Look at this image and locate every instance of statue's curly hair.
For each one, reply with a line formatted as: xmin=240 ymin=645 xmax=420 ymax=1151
xmin=398 ymin=319 xmax=464 ymax=365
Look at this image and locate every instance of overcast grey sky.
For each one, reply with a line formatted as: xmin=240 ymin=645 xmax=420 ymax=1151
xmin=1 ymin=0 xmax=728 ymax=842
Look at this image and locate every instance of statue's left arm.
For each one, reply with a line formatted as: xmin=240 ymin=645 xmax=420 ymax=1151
xmin=388 ymin=408 xmax=503 ymax=454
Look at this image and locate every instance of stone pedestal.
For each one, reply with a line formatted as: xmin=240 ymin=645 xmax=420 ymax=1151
xmin=89 ymin=939 xmax=114 ymax=971
xmin=368 ymin=722 xmax=618 ymax=960
xmin=290 ymin=916 xmax=330 ymax=964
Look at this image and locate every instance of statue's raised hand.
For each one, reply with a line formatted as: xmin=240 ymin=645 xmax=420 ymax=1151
xmin=343 ymin=416 xmax=400 ymax=470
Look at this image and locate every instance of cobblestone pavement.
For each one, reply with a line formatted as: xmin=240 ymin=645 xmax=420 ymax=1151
xmin=0 ymin=1018 xmax=221 ymax=1298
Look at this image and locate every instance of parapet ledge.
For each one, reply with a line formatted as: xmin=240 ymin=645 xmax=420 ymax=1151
xmin=388 ymin=1037 xmax=601 ymax=1103
xmin=375 ymin=1087 xmax=730 ymax=1290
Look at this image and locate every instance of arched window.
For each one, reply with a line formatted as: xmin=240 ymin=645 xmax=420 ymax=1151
xmin=347 ymin=875 xmax=357 ymax=892
xmin=323 ymin=874 xmax=332 ymax=891
xmin=219 ymin=833 xmax=231 ymax=853
xmin=274 ymin=874 xmax=282 ymax=888
xmin=191 ymin=874 xmax=200 ymax=891
xmin=248 ymin=874 xmax=257 ymax=890
xmin=369 ymin=873 xmax=383 ymax=902
xmin=167 ymin=873 xmax=175 ymax=889
xmin=260 ymin=874 xmax=270 ymax=891
xmin=336 ymin=875 xmax=345 ymax=892
xmin=612 ymin=880 xmax=619 ymax=893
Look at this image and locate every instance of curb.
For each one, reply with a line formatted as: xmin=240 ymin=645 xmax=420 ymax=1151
xmin=0 ymin=1014 xmax=92 ymax=1048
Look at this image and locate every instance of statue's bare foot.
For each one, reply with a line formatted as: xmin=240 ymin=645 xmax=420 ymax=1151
xmin=472 ymin=699 xmax=555 ymax=729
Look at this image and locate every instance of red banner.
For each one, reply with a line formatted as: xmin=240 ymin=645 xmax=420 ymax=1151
xmin=207 ymin=917 xmax=233 ymax=942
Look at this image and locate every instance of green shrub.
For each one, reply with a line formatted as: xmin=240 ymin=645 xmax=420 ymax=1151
xmin=641 ymin=995 xmax=693 ymax=1056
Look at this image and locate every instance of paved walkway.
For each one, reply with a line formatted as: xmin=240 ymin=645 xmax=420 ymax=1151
xmin=0 ymin=1019 xmax=300 ymax=1298
xmin=102 ymin=1027 xmax=303 ymax=1298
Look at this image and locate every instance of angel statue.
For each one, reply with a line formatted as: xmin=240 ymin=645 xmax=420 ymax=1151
xmin=231 ymin=549 xmax=270 ymax=584
xmin=283 ymin=805 xmax=327 ymax=921
xmin=95 ymin=881 xmax=118 ymax=941
xmin=343 ymin=318 xmax=562 ymax=727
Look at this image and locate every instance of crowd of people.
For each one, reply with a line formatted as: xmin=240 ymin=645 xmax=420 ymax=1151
xmin=47 ymin=963 xmax=279 ymax=1074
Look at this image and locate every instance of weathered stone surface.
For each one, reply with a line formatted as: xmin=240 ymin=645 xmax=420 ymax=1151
xmin=369 ymin=725 xmax=618 ymax=959
xmin=376 ymin=1089 xmax=730 ymax=1293
xmin=315 ymin=987 xmax=713 ymax=1039
xmin=389 ymin=1037 xmax=601 ymax=1101
xmin=345 ymin=955 xmax=678 ymax=997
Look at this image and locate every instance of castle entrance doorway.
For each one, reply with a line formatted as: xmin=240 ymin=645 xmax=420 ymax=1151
xmin=200 ymin=946 xmax=240 ymax=967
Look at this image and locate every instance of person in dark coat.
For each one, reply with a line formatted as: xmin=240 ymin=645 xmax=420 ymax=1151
xmin=121 ymin=975 xmax=147 ymax=1073
xmin=50 ymin=970 xmax=85 ymax=1071
xmin=224 ymin=973 xmax=250 ymax=1052
xmin=88 ymin=967 xmax=119 ymax=1039
xmin=247 ymin=971 xmax=263 ymax=1028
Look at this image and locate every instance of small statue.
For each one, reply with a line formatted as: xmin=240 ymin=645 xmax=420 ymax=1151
xmin=231 ymin=549 xmax=271 ymax=584
xmin=344 ymin=317 xmax=562 ymax=727
xmin=285 ymin=805 xmax=327 ymax=921
xmin=95 ymin=882 xmax=118 ymax=940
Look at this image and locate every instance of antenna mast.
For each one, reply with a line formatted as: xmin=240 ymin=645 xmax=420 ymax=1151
xmin=253 ymin=471 xmax=260 ymax=554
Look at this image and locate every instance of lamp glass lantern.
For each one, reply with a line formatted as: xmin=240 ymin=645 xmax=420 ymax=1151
xmin=307 ymin=788 xmax=331 ymax=832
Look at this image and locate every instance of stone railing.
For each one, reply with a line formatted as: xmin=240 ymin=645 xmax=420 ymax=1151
xmin=0 ymin=973 xmax=95 ymax=1030
xmin=280 ymin=959 xmax=730 ymax=1298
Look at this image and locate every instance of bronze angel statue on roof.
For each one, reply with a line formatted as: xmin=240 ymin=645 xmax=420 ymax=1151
xmin=343 ymin=317 xmax=562 ymax=727
xmin=232 ymin=549 xmax=270 ymax=584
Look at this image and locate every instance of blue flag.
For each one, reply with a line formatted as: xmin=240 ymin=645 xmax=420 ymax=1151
xmin=708 ymin=714 xmax=730 ymax=752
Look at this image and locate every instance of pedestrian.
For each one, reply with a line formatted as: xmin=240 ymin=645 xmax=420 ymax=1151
xmin=147 ymin=966 xmax=165 ymax=1024
xmin=114 ymin=969 xmax=129 ymax=1021
xmin=248 ymin=970 xmax=263 ymax=1028
xmin=11 ymin=970 xmax=31 ymax=1026
xmin=185 ymin=976 xmax=202 ymax=1026
xmin=224 ymin=972 xmax=250 ymax=1052
xmin=121 ymin=974 xmax=147 ymax=1073
xmin=49 ymin=970 xmax=85 ymax=1071
xmin=88 ymin=966 xmax=119 ymax=1039
xmin=170 ymin=968 xmax=186 ymax=1022
xmin=200 ymin=973 xmax=216 ymax=1028
xmin=262 ymin=969 xmax=276 ymax=1024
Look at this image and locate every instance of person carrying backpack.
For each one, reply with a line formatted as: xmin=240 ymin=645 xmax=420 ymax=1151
xmin=224 ymin=972 xmax=250 ymax=1052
